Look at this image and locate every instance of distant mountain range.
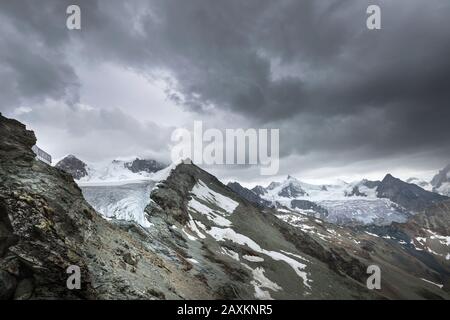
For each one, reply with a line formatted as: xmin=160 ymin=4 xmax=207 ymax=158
xmin=55 ymin=153 xmax=450 ymax=227
xmin=55 ymin=155 xmax=167 ymax=184
xmin=227 ymin=171 xmax=448 ymax=226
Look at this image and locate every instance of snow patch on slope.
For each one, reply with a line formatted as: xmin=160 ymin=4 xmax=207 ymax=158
xmin=243 ymin=264 xmax=282 ymax=299
xmin=188 ymin=198 xmax=232 ymax=227
xmin=205 ymin=227 xmax=311 ymax=289
xmin=191 ymin=180 xmax=239 ymax=214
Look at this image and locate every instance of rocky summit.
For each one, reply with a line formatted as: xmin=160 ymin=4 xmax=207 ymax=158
xmin=377 ymin=174 xmax=448 ymax=212
xmin=124 ymin=158 xmax=166 ymax=174
xmin=1 ymin=113 xmax=449 ymax=300
xmin=55 ymin=155 xmax=88 ymax=180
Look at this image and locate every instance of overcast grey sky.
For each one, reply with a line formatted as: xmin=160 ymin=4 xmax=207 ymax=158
xmin=1 ymin=0 xmax=449 ymax=185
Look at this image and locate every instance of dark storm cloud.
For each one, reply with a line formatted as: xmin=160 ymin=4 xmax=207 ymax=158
xmin=0 ymin=0 xmax=81 ymax=110
xmin=1 ymin=0 xmax=450 ymax=174
xmin=79 ymin=0 xmax=450 ymax=161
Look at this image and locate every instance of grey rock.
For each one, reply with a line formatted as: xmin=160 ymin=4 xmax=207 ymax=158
xmin=345 ymin=180 xmax=380 ymax=197
xmin=251 ymin=185 xmax=267 ymax=196
xmin=227 ymin=182 xmax=272 ymax=208
xmin=290 ymin=200 xmax=328 ymax=219
xmin=0 ymin=270 xmax=16 ymax=300
xmin=55 ymin=155 xmax=88 ymax=180
xmin=124 ymin=158 xmax=166 ymax=174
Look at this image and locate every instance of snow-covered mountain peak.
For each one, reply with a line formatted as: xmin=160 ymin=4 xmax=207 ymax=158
xmin=55 ymin=155 xmax=88 ymax=180
xmin=55 ymin=155 xmax=169 ymax=186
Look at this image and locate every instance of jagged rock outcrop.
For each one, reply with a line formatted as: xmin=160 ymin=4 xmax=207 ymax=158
xmin=55 ymin=155 xmax=88 ymax=180
xmin=124 ymin=158 xmax=166 ymax=174
xmin=345 ymin=180 xmax=380 ymax=197
xmin=345 ymin=186 xmax=368 ymax=197
xmin=0 ymin=115 xmax=94 ymax=299
xmin=252 ymin=185 xmax=267 ymax=196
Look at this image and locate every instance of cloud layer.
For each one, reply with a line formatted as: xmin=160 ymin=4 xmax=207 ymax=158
xmin=1 ymin=0 xmax=449 ymax=182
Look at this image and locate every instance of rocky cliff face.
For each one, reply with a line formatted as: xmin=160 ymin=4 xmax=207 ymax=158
xmin=0 ymin=114 xmax=94 ymax=299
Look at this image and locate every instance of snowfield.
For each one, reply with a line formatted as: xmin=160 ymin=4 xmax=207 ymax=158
xmin=191 ymin=179 xmax=239 ymax=214
xmin=259 ymin=176 xmax=410 ymax=225
xmin=187 ymin=179 xmax=239 ymax=227
xmin=78 ymin=162 xmax=179 ymax=228
xmin=319 ymin=198 xmax=408 ymax=225
xmin=81 ymin=181 xmax=155 ymax=228
xmin=204 ymin=226 xmax=311 ymax=289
